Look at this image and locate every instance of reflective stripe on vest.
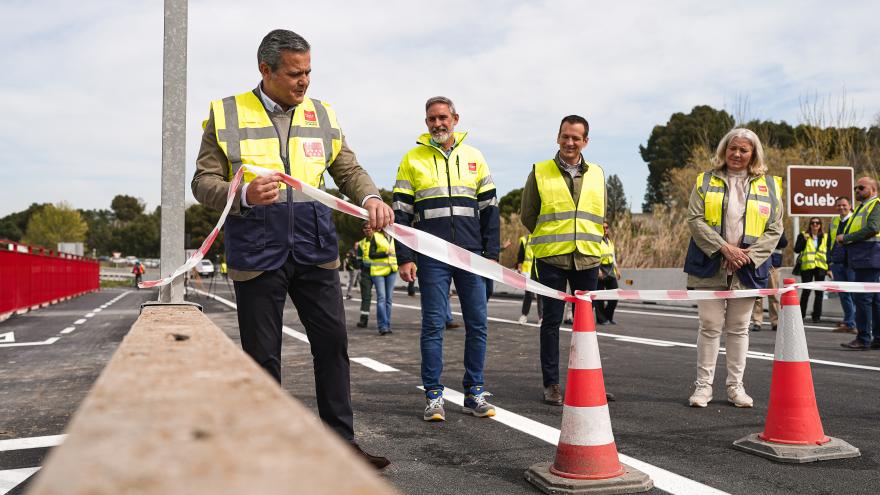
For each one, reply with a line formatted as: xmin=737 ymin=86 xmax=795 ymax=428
xmin=211 ymin=92 xmax=342 ymax=194
xmin=844 ymin=197 xmax=880 ymax=242
xmin=600 ymin=238 xmax=616 ymax=266
xmin=519 ymin=235 xmax=534 ymax=275
xmin=531 ymin=160 xmax=605 ymax=258
xmin=800 ymin=232 xmax=828 ymax=271
xmin=369 ymin=233 xmax=398 ymax=277
xmin=696 ymin=172 xmax=780 ymax=245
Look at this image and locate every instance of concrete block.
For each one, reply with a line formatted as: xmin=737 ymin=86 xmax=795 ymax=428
xmin=733 ymin=433 xmax=860 ymax=463
xmin=525 ymin=462 xmax=652 ymax=495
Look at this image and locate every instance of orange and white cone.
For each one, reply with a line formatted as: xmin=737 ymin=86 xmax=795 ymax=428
xmin=733 ymin=278 xmax=860 ymax=463
xmin=526 ymin=292 xmax=652 ymax=494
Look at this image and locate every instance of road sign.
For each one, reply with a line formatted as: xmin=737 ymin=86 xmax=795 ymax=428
xmin=787 ymin=165 xmax=854 ymax=217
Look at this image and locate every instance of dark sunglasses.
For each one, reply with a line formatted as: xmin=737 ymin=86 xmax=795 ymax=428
xmin=810 ymin=221 xmax=822 ymax=225
xmin=855 ymin=185 xmax=866 ymax=191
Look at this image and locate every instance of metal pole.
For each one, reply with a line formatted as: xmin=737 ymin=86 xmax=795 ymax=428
xmin=158 ymin=0 xmax=187 ymax=303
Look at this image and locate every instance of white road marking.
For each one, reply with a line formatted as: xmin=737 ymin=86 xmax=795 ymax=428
xmin=189 ymin=288 xmax=311 ymax=344
xmin=0 ymin=332 xmax=14 ymax=344
xmin=74 ymin=319 xmax=86 ymax=325
xmin=0 ymin=337 xmax=60 ymax=348
xmin=351 ymin=357 xmax=399 ymax=372
xmin=85 ymin=313 xmax=95 ymax=318
xmin=424 ymin=387 xmax=729 ymax=495
xmin=60 ymin=327 xmax=76 ymax=334
xmin=0 ymin=467 xmax=41 ymax=495
xmin=0 ymin=434 xmax=65 ymax=452
xmin=93 ymin=308 xmax=103 ymax=312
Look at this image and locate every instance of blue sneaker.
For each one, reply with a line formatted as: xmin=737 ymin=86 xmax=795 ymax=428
xmin=462 ymin=386 xmax=495 ymax=418
xmin=423 ymin=389 xmax=445 ymax=421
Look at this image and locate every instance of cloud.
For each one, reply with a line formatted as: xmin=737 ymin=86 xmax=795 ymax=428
xmin=1 ymin=0 xmax=878 ymax=217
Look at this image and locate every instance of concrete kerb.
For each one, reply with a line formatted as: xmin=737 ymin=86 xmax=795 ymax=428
xmin=28 ymin=305 xmax=397 ymax=495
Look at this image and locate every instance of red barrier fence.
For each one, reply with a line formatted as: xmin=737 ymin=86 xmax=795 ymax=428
xmin=0 ymin=240 xmax=99 ymax=316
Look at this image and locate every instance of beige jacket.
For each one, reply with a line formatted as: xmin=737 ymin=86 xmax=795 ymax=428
xmin=686 ymin=169 xmax=784 ymax=289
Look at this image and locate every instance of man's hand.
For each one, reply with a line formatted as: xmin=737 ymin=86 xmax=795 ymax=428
xmin=245 ymin=174 xmax=282 ymax=205
xmin=365 ymin=197 xmax=394 ymax=231
xmin=719 ymin=243 xmax=751 ymax=270
xmin=836 ymin=234 xmax=845 ymax=244
xmin=399 ymin=262 xmax=417 ymax=283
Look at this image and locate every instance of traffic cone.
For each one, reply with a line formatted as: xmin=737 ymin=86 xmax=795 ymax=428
xmin=733 ymin=278 xmax=860 ymax=463
xmin=525 ymin=292 xmax=652 ymax=494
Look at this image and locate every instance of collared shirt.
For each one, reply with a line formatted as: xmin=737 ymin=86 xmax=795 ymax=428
xmin=429 ymin=137 xmax=456 ymax=157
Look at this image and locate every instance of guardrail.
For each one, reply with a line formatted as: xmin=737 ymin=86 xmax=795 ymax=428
xmin=0 ymin=240 xmax=99 ymax=318
xmin=27 ymin=305 xmax=398 ymax=495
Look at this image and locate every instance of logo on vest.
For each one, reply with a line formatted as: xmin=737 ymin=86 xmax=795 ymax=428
xmin=468 ymin=162 xmax=477 ymax=172
xmin=757 ymin=184 xmax=768 ymax=193
xmin=303 ymin=141 xmax=325 ymax=158
xmin=303 ymin=110 xmax=318 ymax=127
xmin=759 ymin=205 xmax=770 ymax=215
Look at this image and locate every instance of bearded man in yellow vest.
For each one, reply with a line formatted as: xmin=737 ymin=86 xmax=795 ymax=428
xmin=191 ymin=29 xmax=391 ymax=469
xmin=520 ymin=115 xmax=613 ymax=406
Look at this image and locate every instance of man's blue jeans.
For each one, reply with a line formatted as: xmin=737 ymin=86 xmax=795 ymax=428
xmin=371 ymin=272 xmax=397 ymax=331
xmin=830 ymin=263 xmax=856 ymax=327
xmin=852 ymin=268 xmax=880 ymax=345
xmin=417 ymin=253 xmax=488 ymax=393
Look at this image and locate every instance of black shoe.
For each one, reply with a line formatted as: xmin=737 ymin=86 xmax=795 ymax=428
xmin=563 ymin=318 xmax=573 ymax=325
xmin=596 ymin=320 xmax=607 ymax=326
xmin=356 ymin=318 xmax=368 ymax=328
xmin=605 ymin=392 xmax=616 ymax=402
xmin=841 ymin=339 xmax=869 ymax=350
xmin=811 ymin=316 xmax=821 ymax=323
xmin=771 ymin=325 xmax=778 ymax=331
xmin=608 ymin=320 xmax=617 ymax=325
xmin=543 ymin=384 xmax=563 ymax=405
xmin=749 ymin=322 xmax=761 ymax=332
xmin=351 ymin=443 xmax=390 ymax=470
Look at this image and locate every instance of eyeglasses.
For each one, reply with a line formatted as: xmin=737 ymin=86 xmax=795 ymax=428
xmin=855 ymin=185 xmax=866 ymax=191
xmin=809 ymin=221 xmax=821 ymax=225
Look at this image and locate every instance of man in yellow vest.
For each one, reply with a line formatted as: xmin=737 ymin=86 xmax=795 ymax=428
xmin=838 ymin=177 xmax=880 ymax=350
xmin=191 ymin=29 xmax=391 ymax=468
xmin=393 ymin=96 xmax=500 ymax=422
xmin=520 ymin=115 xmax=612 ymax=406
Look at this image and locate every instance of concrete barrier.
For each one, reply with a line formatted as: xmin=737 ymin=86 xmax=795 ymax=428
xmin=28 ymin=306 xmax=397 ymax=495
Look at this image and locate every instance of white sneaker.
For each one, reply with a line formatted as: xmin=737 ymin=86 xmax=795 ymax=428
xmin=727 ymin=384 xmax=753 ymax=408
xmin=518 ymin=315 xmax=528 ymax=325
xmin=688 ymin=382 xmax=712 ymax=407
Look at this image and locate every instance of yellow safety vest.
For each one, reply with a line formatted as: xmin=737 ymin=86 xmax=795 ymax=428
xmin=530 ymin=160 xmax=605 ymax=258
xmin=519 ymin=235 xmax=534 ymax=275
xmin=600 ymin=238 xmax=616 ymax=266
xmin=844 ymin=197 xmax=880 ymax=239
xmin=358 ymin=238 xmax=371 ymax=267
xmin=696 ymin=172 xmax=780 ymax=245
xmin=369 ymin=233 xmax=398 ymax=277
xmin=799 ymin=232 xmax=828 ymax=271
xmin=210 ymin=91 xmax=342 ymax=191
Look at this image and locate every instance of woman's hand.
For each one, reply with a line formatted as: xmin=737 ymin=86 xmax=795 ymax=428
xmin=719 ymin=243 xmax=751 ymax=270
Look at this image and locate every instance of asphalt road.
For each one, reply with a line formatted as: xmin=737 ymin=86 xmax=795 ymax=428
xmin=2 ymin=280 xmax=879 ymax=495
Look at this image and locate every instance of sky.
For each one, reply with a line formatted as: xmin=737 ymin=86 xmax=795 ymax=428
xmin=1 ymin=0 xmax=878 ymax=217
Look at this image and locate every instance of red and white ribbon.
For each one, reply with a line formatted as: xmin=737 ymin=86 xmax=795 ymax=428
xmin=141 ymin=166 xmax=880 ymax=302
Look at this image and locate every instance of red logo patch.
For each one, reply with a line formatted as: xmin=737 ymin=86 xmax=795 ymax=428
xmin=757 ymin=185 xmax=767 ymax=193
xmin=304 ymin=110 xmax=317 ymax=122
xmin=759 ymin=205 xmax=770 ymax=215
xmin=468 ymin=162 xmax=477 ymax=172
xmin=302 ymin=142 xmax=324 ymax=158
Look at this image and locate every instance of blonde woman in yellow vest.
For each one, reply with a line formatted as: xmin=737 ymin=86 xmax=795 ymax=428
xmin=684 ymin=128 xmax=783 ymax=408
xmin=794 ymin=217 xmax=828 ymax=323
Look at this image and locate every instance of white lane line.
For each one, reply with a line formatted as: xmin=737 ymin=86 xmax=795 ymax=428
xmin=189 ymin=288 xmax=311 ymax=344
xmin=423 ymin=386 xmax=728 ymax=495
xmin=0 ymin=467 xmax=41 ymax=495
xmin=85 ymin=313 xmax=95 ymax=318
xmin=351 ymin=357 xmax=399 ymax=372
xmin=0 ymin=434 xmax=65 ymax=452
xmin=282 ymin=326 xmax=309 ymax=343
xmin=73 ymin=319 xmax=86 ymax=325
xmin=60 ymin=327 xmax=76 ymax=334
xmin=0 ymin=337 xmax=60 ymax=348
xmin=93 ymin=308 xmax=102 ymax=313
xmin=351 ymin=298 xmax=880 ymax=373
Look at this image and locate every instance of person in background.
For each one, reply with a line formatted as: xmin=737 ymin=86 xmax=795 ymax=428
xmin=749 ymin=232 xmax=787 ymax=332
xmin=794 ymin=217 xmax=827 ymax=323
xmin=343 ymin=245 xmax=359 ymax=300
xmin=190 ymin=29 xmax=391 ymax=468
xmin=219 ymin=259 xmax=228 ymax=279
xmin=355 ymin=230 xmax=374 ymax=328
xmin=684 ymin=128 xmax=782 ymax=409
xmin=517 ymin=235 xmax=543 ymax=325
xmin=839 ymin=177 xmax=880 ymax=350
xmin=520 ymin=114 xmax=608 ymax=406
xmin=132 ymin=261 xmax=145 ymax=288
xmin=393 ymin=96 xmax=500 ymax=422
xmin=596 ymin=222 xmax=621 ymax=325
xmin=367 ymin=228 xmax=398 ymax=335
xmin=828 ymin=196 xmax=856 ymax=334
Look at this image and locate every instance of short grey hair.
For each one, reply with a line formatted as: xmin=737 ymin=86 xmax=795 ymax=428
xmin=258 ymin=29 xmax=310 ymax=71
xmin=713 ymin=127 xmax=767 ymax=176
xmin=425 ymin=96 xmax=457 ymax=115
